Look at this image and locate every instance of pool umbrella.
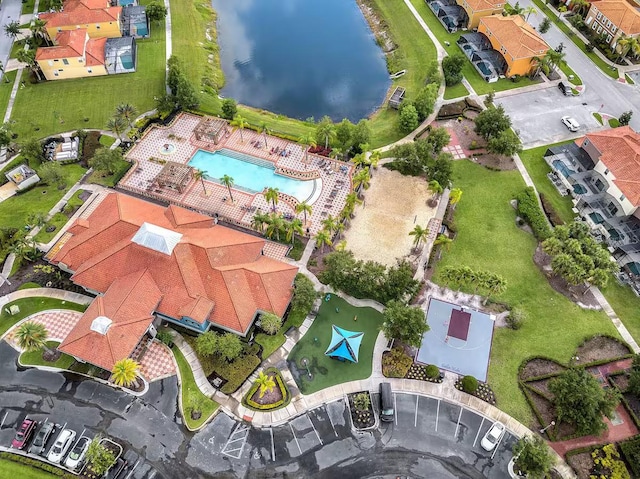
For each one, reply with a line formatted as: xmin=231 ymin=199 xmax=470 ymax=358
xmin=325 ymin=325 xmax=364 ymax=363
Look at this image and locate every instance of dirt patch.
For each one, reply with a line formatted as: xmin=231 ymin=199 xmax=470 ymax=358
xmin=567 ymin=451 xmax=593 ymax=479
xmin=471 ymin=154 xmax=517 ymax=171
xmin=624 ymin=392 xmax=640 ymax=419
xmin=249 ymin=372 xmax=283 ymax=406
xmin=520 ymin=358 xmax=567 ymax=380
xmin=611 ymin=374 xmax=629 ymax=391
xmin=528 ymin=388 xmax=556 ymax=427
xmin=528 ymin=378 xmax=554 ymax=399
xmin=533 ymin=245 xmax=601 ymax=309
xmin=575 ymin=336 xmax=631 ymax=364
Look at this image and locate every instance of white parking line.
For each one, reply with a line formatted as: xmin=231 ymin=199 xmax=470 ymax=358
xmin=491 ymin=431 xmax=505 ymax=460
xmin=307 ymin=414 xmax=323 ymax=446
xmin=454 ymin=407 xmax=463 ymax=438
xmin=473 ymin=417 xmax=485 ymax=448
xmin=270 ymin=428 xmax=275 ymax=461
xmin=414 ymin=395 xmax=419 ymax=428
xmin=326 ymin=409 xmax=338 ymax=437
xmin=435 ymin=400 xmax=440 ymax=432
xmin=0 ymin=412 xmax=7 ymax=429
xmin=289 ymin=423 xmax=302 ymax=454
xmin=221 ymin=423 xmax=250 ymax=459
xmin=124 ymin=460 xmax=140 ymax=479
xmin=394 ymin=393 xmax=398 ymax=426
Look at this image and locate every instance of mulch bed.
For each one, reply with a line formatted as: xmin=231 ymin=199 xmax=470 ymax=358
xmin=526 ymin=388 xmax=555 ymax=429
xmin=0 ymin=258 xmax=89 ymax=297
xmin=567 ymin=451 xmax=594 ymax=479
xmin=405 ymin=364 xmax=443 ymax=383
xmin=348 ymin=392 xmax=375 ymax=429
xmin=249 ymin=373 xmax=284 ymax=406
xmin=624 ymin=392 xmax=640 ymax=419
xmin=574 ymin=336 xmax=631 ymax=365
xmin=455 ymin=379 xmax=496 ymax=405
xmin=519 ymin=358 xmax=566 ymax=381
xmin=527 ymin=378 xmax=553 ymax=398
xmin=306 ymin=247 xmax=332 ymax=278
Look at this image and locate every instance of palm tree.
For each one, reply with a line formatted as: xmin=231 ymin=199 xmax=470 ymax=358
xmin=256 ymin=371 xmax=276 ymax=398
xmin=523 ymin=6 xmax=537 ymax=21
xmin=15 ymin=322 xmax=52 ymax=353
xmin=4 ymin=21 xmax=20 ymax=40
xmin=409 ymin=225 xmax=429 ymax=249
xmin=251 ymin=211 xmax=270 ymax=233
xmin=321 ymin=215 xmax=338 ymax=235
xmin=434 ymin=234 xmax=453 ymax=251
xmin=369 ymin=150 xmax=381 ymax=169
xmin=341 ymin=203 xmax=355 ymax=224
xmin=295 ymin=201 xmax=312 ymax=226
xmin=16 ymin=49 xmax=43 ymax=81
xmin=230 ymin=114 xmax=248 ymax=142
xmin=193 ymin=168 xmax=208 ymax=195
xmin=352 ymin=153 xmax=370 ymax=169
xmin=316 ymin=120 xmax=336 ymax=149
xmin=352 ymin=168 xmax=371 ymax=194
xmin=330 ymin=147 xmax=343 ymax=161
xmin=617 ymin=35 xmax=640 ymax=63
xmin=334 ymin=221 xmax=345 ymax=240
xmin=259 ymin=122 xmax=270 ymax=149
xmin=428 ymin=180 xmax=444 ymax=201
xmin=505 ymin=2 xmax=524 ymax=16
xmin=106 ymin=116 xmax=127 ymax=141
xmin=220 ymin=174 xmax=235 ymax=203
xmin=31 ymin=18 xmax=50 ymax=46
xmin=335 ymin=239 xmax=347 ymax=251
xmin=572 ymin=0 xmax=589 ymax=17
xmin=0 ymin=61 xmax=8 ymax=83
xmin=345 ymin=192 xmax=362 ymax=212
xmin=449 ymin=188 xmax=463 ymax=208
xmin=115 ymin=103 xmax=138 ymax=128
xmin=265 ymin=213 xmax=284 ymax=241
xmin=285 ymin=218 xmax=304 ymax=243
xmin=265 ymin=187 xmax=279 ymax=211
xmin=298 ymin=133 xmax=316 ymax=163
xmin=543 ymin=48 xmax=566 ymax=73
xmin=111 ymin=358 xmax=141 ymax=388
xmin=315 ymin=230 xmax=332 ymax=253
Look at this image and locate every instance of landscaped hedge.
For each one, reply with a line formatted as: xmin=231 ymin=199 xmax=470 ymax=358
xmin=515 ymin=187 xmax=552 ymax=240
xmin=0 ymin=451 xmax=76 ymax=478
xmin=519 ymin=381 xmax=558 ymax=441
xmin=243 ymin=367 xmax=291 ymax=411
xmin=619 ymin=435 xmax=640 ymax=477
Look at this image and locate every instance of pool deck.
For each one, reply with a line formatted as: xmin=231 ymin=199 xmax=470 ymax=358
xmin=120 ymin=113 xmax=354 ymax=235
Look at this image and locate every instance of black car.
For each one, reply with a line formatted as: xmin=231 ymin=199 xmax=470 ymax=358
xmin=558 ymin=81 xmax=570 ymax=96
xmin=29 ymin=421 xmax=55 ymax=455
xmin=105 ymin=458 xmax=128 ymax=479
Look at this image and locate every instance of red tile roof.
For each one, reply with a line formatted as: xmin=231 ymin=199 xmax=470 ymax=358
xmin=52 ymin=193 xmax=297 ymax=336
xmin=35 ymin=29 xmax=86 ymax=61
xmin=480 ymin=15 xmax=549 ymax=59
xmin=39 ymin=0 xmax=121 ymax=29
xmin=85 ymin=37 xmax=107 ymax=66
xmin=577 ymin=126 xmax=640 ymax=206
xmin=58 ymin=269 xmax=162 ymax=371
xmin=591 ymin=0 xmax=640 ymax=35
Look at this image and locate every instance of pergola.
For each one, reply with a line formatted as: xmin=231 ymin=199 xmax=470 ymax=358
xmin=153 ymin=161 xmax=193 ymax=193
xmin=194 ymin=116 xmax=228 ymax=144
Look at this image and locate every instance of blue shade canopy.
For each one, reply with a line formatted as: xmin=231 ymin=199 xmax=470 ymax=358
xmin=325 ymin=325 xmax=364 ymax=363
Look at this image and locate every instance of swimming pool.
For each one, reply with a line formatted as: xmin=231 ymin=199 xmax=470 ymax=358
xmin=188 ymin=149 xmax=317 ymax=202
xmin=552 ymin=159 xmax=575 ymax=178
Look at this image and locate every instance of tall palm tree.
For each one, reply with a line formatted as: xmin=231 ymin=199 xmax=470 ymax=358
xmin=315 ymin=230 xmax=332 ymax=253
xmin=345 ymin=192 xmax=362 ymax=212
xmin=409 ymin=225 xmax=429 ymax=249
xmin=316 ymin=120 xmax=336 ymax=149
xmin=251 ymin=211 xmax=270 ymax=233
xmin=193 ymin=168 xmax=208 ymax=195
xmin=115 ymin=103 xmax=138 ymax=128
xmin=330 ymin=147 xmax=343 ymax=161
xmin=352 ymin=168 xmax=371 ymax=194
xmin=617 ymin=35 xmax=640 ymax=63
xmin=572 ymin=0 xmax=589 ymax=17
xmin=341 ymin=203 xmax=355 ymax=224
xmin=230 ymin=114 xmax=248 ymax=142
xmin=543 ymin=48 xmax=566 ymax=73
xmin=16 ymin=49 xmax=43 ymax=81
xmin=298 ymin=133 xmax=316 ymax=163
xmin=285 ymin=218 xmax=304 ymax=243
xmin=334 ymin=221 xmax=345 ymax=240
xmin=369 ymin=150 xmax=381 ymax=169
xmin=15 ymin=322 xmax=52 ymax=354
xmin=220 ymin=174 xmax=235 ymax=203
xmin=505 ymin=2 xmax=524 ymax=16
xmin=265 ymin=187 xmax=279 ymax=211
xmin=449 ymin=188 xmax=463 ymax=208
xmin=523 ymin=6 xmax=537 ymax=20
xmin=265 ymin=213 xmax=284 ymax=241
xmin=30 ymin=19 xmax=50 ymax=46
xmin=256 ymin=371 xmax=276 ymax=398
xmin=106 ymin=116 xmax=127 ymax=141
xmin=428 ymin=180 xmax=443 ymax=201
xmin=4 ymin=21 xmax=20 ymax=40
xmin=111 ymin=358 xmax=141 ymax=388
xmin=321 ymin=215 xmax=338 ymax=235
xmin=434 ymin=234 xmax=453 ymax=251
xmin=260 ymin=122 xmax=270 ymax=149
xmin=352 ymin=153 xmax=370 ymax=169
xmin=295 ymin=201 xmax=312 ymax=226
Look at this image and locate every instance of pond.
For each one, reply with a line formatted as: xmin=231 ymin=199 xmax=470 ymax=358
xmin=212 ymin=0 xmax=391 ymax=122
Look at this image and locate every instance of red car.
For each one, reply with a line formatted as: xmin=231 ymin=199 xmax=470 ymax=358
xmin=12 ymin=418 xmax=37 ymax=449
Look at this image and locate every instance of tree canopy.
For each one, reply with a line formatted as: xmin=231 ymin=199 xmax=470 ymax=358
xmin=398 ymin=103 xmax=419 ymax=133
xmin=38 ymin=161 xmax=68 ymax=188
xmin=389 ymin=135 xmax=453 ymax=186
xmin=513 ymin=436 xmax=555 ymax=479
xmin=442 ymin=54 xmax=465 ymax=86
xmin=381 ymin=300 xmax=430 ymax=348
xmin=89 ymin=147 xmax=124 ymax=175
xmin=474 ymin=105 xmax=512 ymax=140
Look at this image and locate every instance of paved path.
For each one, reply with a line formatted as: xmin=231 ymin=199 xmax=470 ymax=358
xmin=590 ymin=286 xmax=640 ymax=353
xmin=164 ymin=0 xmax=172 ymax=94
xmin=0 ymin=288 xmax=93 ymax=314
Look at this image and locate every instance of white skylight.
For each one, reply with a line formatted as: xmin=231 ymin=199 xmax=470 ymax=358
xmin=131 ymin=222 xmax=183 ymax=255
xmin=90 ymin=316 xmax=112 ymax=335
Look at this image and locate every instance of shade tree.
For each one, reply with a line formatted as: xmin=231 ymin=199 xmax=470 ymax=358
xmin=381 ymin=300 xmax=430 ymax=348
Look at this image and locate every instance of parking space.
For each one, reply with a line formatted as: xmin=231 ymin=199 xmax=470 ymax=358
xmin=456 ymin=408 xmax=486 ymax=448
xmin=436 ymin=400 xmax=462 ymax=438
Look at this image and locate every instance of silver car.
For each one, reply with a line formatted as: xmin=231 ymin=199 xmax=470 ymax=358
xmin=64 ymin=436 xmax=91 ymax=470
xmin=47 ymin=429 xmax=76 ymax=464
xmin=481 ymin=421 xmax=505 ymax=451
xmin=561 ymin=116 xmax=580 ymax=132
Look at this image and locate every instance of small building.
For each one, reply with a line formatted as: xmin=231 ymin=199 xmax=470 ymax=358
xmin=194 ymin=116 xmax=229 ymax=144
xmin=152 ymin=161 xmax=193 ymax=193
xmin=456 ymin=0 xmax=505 ymax=29
xmin=388 ymin=86 xmax=406 ymax=109
xmin=39 ymin=0 xmax=123 ymax=41
xmin=5 ymin=164 xmax=40 ymax=191
xmin=585 ymin=0 xmax=640 ymax=50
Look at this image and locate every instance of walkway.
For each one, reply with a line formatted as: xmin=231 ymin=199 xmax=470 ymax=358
xmin=590 ymin=287 xmax=640 ymax=353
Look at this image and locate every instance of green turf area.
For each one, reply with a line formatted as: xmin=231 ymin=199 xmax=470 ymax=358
xmin=558 ymin=62 xmax=582 ymax=85
xmin=531 ymin=0 xmax=618 ymax=79
xmin=0 ymin=458 xmax=57 ymax=478
xmin=288 ymin=295 xmax=384 ymax=394
xmin=609 ymin=118 xmax=620 ymax=128
xmin=20 ymin=341 xmax=76 ymax=369
xmin=593 ymin=112 xmax=603 ymax=125
xmin=33 ymin=213 xmax=69 ymax=243
xmin=10 ymin=3 xmax=165 ymax=140
xmin=601 ymin=280 xmax=640 ymax=345
xmin=432 ymin=160 xmax=619 ymax=423
xmin=518 ymin=143 xmax=576 ymax=224
xmin=172 ymin=346 xmax=219 ymax=430
xmin=86 ymin=158 xmax=131 ymax=187
xmin=444 ymin=82 xmax=470 ymax=100
xmin=0 ymin=298 xmax=87 ymax=337
xmin=21 ymin=0 xmax=36 ymax=14
xmin=0 ymin=71 xmax=16 ymax=116
xmin=255 ymin=299 xmax=314 ymax=360
xmin=0 ymin=164 xmax=86 ymax=231
xmin=99 ymin=135 xmax=116 ymax=148
xmin=626 ymin=74 xmax=635 ymax=85
xmin=408 ymin=0 xmax=540 ymax=95
xmin=17 ymin=282 xmax=41 ymax=290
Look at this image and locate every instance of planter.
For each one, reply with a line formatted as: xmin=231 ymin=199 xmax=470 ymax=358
xmin=347 ymin=391 xmax=377 ymax=431
xmin=242 ymin=367 xmax=291 ymax=411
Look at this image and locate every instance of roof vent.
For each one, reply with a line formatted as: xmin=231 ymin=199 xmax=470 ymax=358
xmin=131 ymin=222 xmax=182 ymax=255
xmin=90 ymin=316 xmax=112 ymax=335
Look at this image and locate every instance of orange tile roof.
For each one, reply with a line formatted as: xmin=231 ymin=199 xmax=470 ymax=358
xmin=35 ymin=29 xmax=86 ymax=61
xmin=39 ymin=0 xmax=121 ymax=29
xmin=577 ymin=126 xmax=640 ymax=206
xmin=591 ymin=0 xmax=640 ymax=34
xmin=52 ymin=192 xmax=298 ymax=335
xmin=85 ymin=37 xmax=106 ymax=66
xmin=463 ymin=0 xmax=504 ymax=12
xmin=480 ymin=15 xmax=550 ymax=59
xmin=58 ymin=269 xmax=162 ymax=371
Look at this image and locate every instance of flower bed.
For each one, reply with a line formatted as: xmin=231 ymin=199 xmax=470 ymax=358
xmin=243 ymin=367 xmax=291 ymax=411
xmin=405 ymin=364 xmax=443 ymax=383
xmin=455 ymin=378 xmax=496 ymax=405
xmin=347 ymin=391 xmax=375 ymax=430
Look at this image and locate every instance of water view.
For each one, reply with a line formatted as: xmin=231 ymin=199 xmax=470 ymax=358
xmin=212 ymin=0 xmax=391 ymax=122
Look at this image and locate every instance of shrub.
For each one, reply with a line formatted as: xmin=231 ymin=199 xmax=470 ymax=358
xmin=259 ymin=312 xmax=282 ymax=335
xmin=586 ymin=43 xmax=595 ymax=52
xmin=620 ymin=436 xmax=640 ymax=477
xmin=506 ymin=306 xmax=526 ymax=330
xmin=382 ymin=347 xmax=413 ymax=378
xmin=425 ymin=364 xmax=440 ymax=379
xmin=442 ymin=54 xmax=465 ymax=86
xmin=461 ymin=375 xmax=478 ymax=393
xmin=516 ymin=187 xmax=552 ymax=240
xmin=155 ymin=329 xmax=173 ymax=346
xmin=0 ymin=452 xmax=76 ymax=478
xmin=221 ymin=98 xmax=237 ymax=120
xmin=353 ymin=392 xmax=371 ymax=411
xmin=244 ymin=367 xmax=290 ymax=410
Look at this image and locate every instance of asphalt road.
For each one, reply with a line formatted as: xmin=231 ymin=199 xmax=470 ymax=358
xmin=0 ymin=342 xmax=515 ymax=478
xmin=0 ymin=0 xmax=22 ymax=80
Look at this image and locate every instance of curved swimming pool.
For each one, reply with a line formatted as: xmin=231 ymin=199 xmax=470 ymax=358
xmin=188 ymin=149 xmax=317 ymax=203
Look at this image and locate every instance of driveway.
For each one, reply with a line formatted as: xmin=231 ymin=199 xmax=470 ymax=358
xmin=0 ymin=342 xmax=515 ymax=478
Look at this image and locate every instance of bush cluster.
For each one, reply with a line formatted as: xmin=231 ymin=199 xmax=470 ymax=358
xmin=591 ymin=444 xmax=630 ymax=479
xmin=620 ymin=436 xmax=640 ymax=477
xmin=0 ymin=452 xmax=76 ymax=478
xmin=461 ymin=375 xmax=478 ymax=393
xmin=425 ymin=364 xmax=440 ymax=379
xmin=382 ymin=347 xmax=413 ymax=378
xmin=516 ymin=187 xmax=552 ymax=240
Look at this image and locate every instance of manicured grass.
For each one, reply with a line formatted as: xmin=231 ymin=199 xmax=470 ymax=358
xmin=9 ymin=40 xmax=26 ymax=59
xmin=601 ymin=280 xmax=640 ymax=345
xmin=408 ymin=0 xmax=540 ymax=95
xmin=444 ymin=82 xmax=470 ymax=100
xmin=593 ymin=112 xmax=603 ymax=125
xmin=34 ymin=213 xmax=69 ymax=243
xmin=531 ymin=0 xmax=618 ymax=79
xmin=21 ymin=0 xmax=36 ymax=14
xmin=0 ymin=71 xmax=17 ymax=116
xmin=99 ymin=135 xmax=116 ymax=148
xmin=626 ymin=74 xmax=635 ymax=85
xmin=518 ymin=142 xmax=576 ymax=224
xmin=0 ymin=458 xmax=57 ymax=478
xmin=17 ymin=282 xmax=41 ymax=290
xmin=255 ymin=332 xmax=286 ymax=360
xmin=432 ymin=161 xmax=618 ymax=424
xmin=0 ymin=164 xmax=86 ymax=231
xmin=172 ymin=346 xmax=219 ymax=430
xmin=558 ymin=62 xmax=582 ymax=85
xmin=0 ymin=298 xmax=87 ymax=337
xmin=86 ymin=159 xmax=131 ymax=187
xmin=20 ymin=341 xmax=76 ymax=369
xmin=10 ymin=5 xmax=165 ymax=140
xmin=288 ymin=295 xmax=384 ymax=394
xmin=609 ymin=118 xmax=620 ymax=128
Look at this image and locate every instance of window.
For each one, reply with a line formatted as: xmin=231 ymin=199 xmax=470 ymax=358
xmin=48 ymin=60 xmax=54 ymax=66
xmin=53 ymin=70 xmax=59 ymax=76
xmin=612 ymin=26 xmax=617 ymax=33
xmin=62 ymin=59 xmax=69 ymax=65
xmin=78 ymin=58 xmax=83 ymax=63
xmin=583 ymin=139 xmax=589 ymax=146
xmin=595 ymin=178 xmax=605 ymax=191
xmin=96 ymin=25 xmax=101 ymax=29
xmin=592 ymin=22 xmax=598 ymax=30
xmin=604 ymin=168 xmax=610 ymax=175
xmin=607 ymin=202 xmax=619 ymax=216
xmin=597 ymin=12 xmax=602 ymax=20
xmin=607 ymin=35 xmax=612 ymax=43
xmin=597 ymin=25 xmax=603 ymax=34
xmin=620 ymin=194 xmax=626 ymax=201
xmin=54 ymin=59 xmax=59 ymax=62
xmin=87 ymin=68 xmax=92 ymax=73
xmin=607 ymin=20 xmax=612 ymax=28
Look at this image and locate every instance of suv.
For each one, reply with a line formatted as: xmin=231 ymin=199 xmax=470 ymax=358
xmin=379 ymin=382 xmax=395 ymax=422
xmin=48 ymin=429 xmax=76 ymax=464
xmin=11 ymin=418 xmax=37 ymax=450
xmin=558 ymin=81 xmax=570 ymax=96
xmin=29 ymin=421 xmax=55 ymax=455
xmin=561 ymin=116 xmax=580 ymax=132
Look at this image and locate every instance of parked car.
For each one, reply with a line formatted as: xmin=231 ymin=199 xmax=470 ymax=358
xmin=558 ymin=81 xmax=570 ymax=96
xmin=379 ymin=382 xmax=395 ymax=423
xmin=11 ymin=418 xmax=37 ymax=449
xmin=29 ymin=421 xmax=55 ymax=455
xmin=561 ymin=116 xmax=580 ymax=132
xmin=65 ymin=436 xmax=91 ymax=470
xmin=481 ymin=421 xmax=506 ymax=451
xmin=48 ymin=429 xmax=76 ymax=464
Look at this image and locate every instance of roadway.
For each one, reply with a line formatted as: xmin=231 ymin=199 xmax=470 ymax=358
xmin=0 ymin=0 xmax=22 ymax=80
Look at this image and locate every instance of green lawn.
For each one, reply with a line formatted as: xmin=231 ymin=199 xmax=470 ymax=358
xmin=172 ymin=346 xmax=219 ymax=430
xmin=288 ymin=295 xmax=384 ymax=394
xmin=0 ymin=298 xmax=87 ymax=337
xmin=518 ymin=143 xmax=576 ymax=224
xmin=21 ymin=0 xmax=36 ymax=14
xmin=444 ymin=82 xmax=470 ymax=100
xmin=0 ymin=458 xmax=56 ymax=479
xmin=255 ymin=297 xmax=314 ymax=359
xmin=432 ymin=161 xmax=619 ymax=424
xmin=558 ymin=62 xmax=582 ymax=86
xmin=601 ymin=281 xmax=640 ymax=344
xmin=86 ymin=159 xmax=131 ymax=187
xmin=20 ymin=341 xmax=76 ymax=369
xmin=0 ymin=164 xmax=86 ymax=231
xmin=99 ymin=135 xmax=116 ymax=148
xmin=0 ymin=71 xmax=16 ymax=116
xmin=33 ymin=213 xmax=69 ymax=243
xmin=10 ymin=4 xmax=165 ymax=140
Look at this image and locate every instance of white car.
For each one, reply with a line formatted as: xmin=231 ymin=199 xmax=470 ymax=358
xmin=64 ymin=436 xmax=90 ymax=470
xmin=481 ymin=421 xmax=506 ymax=451
xmin=561 ymin=116 xmax=580 ymax=132
xmin=47 ymin=429 xmax=76 ymax=464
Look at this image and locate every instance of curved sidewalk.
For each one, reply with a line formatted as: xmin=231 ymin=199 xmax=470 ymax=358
xmin=0 ymin=287 xmax=93 ymax=310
